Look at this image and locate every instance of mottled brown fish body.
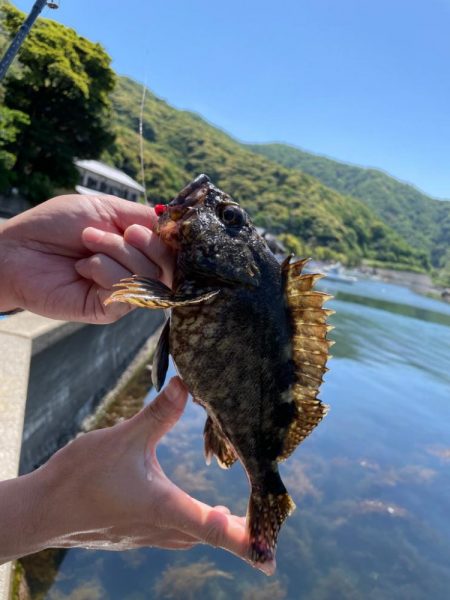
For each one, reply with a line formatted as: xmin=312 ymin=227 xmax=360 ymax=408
xmin=171 ymin=281 xmax=296 ymax=563
xmin=172 ymin=286 xmax=291 ymax=461
xmin=106 ymin=174 xmax=331 ymax=568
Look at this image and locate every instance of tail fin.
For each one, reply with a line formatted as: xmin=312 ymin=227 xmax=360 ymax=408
xmin=248 ymin=490 xmax=296 ymax=565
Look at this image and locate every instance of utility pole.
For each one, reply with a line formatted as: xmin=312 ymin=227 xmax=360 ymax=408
xmin=0 ymin=0 xmax=59 ymax=82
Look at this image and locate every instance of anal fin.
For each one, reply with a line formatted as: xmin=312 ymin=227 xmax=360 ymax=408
xmin=277 ymin=390 xmax=329 ymax=462
xmin=204 ymin=416 xmax=237 ymax=469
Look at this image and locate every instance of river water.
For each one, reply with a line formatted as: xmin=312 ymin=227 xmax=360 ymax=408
xmin=39 ymin=278 xmax=450 ymax=600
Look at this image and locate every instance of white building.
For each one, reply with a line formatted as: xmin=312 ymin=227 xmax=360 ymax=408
xmin=75 ymin=159 xmax=145 ymax=202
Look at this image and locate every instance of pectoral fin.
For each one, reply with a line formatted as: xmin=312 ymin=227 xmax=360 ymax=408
xmin=204 ymin=416 xmax=237 ymax=469
xmin=152 ymin=318 xmax=170 ymax=392
xmin=105 ymin=276 xmax=220 ymax=309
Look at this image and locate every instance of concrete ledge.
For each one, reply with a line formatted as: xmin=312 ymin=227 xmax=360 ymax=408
xmin=0 ymin=308 xmax=163 ymax=599
xmin=0 ymin=315 xmax=33 ymax=600
xmin=0 ymin=312 xmax=84 ymax=355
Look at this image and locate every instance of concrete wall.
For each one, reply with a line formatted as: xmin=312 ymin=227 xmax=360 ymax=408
xmin=0 ymin=308 xmax=163 ymax=599
xmin=0 ymin=195 xmax=31 ymax=218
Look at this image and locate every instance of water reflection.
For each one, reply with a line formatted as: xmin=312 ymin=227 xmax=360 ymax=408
xmin=25 ymin=280 xmax=450 ymax=599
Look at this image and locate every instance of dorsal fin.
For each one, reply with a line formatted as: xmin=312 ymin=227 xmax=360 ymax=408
xmin=278 ymin=256 xmax=332 ymax=461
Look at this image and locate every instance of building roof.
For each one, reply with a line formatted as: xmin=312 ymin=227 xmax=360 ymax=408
xmin=75 ymin=159 xmax=145 ymax=192
xmin=75 ymin=185 xmax=109 ymax=196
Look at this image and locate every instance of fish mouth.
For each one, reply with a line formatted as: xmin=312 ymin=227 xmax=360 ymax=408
xmin=156 ymin=174 xmax=211 ymax=248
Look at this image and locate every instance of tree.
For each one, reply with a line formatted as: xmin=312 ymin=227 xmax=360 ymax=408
xmin=0 ymin=0 xmax=54 ymax=82
xmin=0 ymin=3 xmax=116 ymax=203
xmin=0 ymin=104 xmax=29 ymax=189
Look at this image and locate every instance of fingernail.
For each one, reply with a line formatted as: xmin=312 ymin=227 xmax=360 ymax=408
xmin=74 ymin=258 xmax=89 ymax=276
xmin=165 ymin=377 xmax=186 ymax=407
xmin=214 ymin=506 xmax=231 ymax=515
xmin=255 ymin=559 xmax=276 ymax=576
xmin=125 ymin=223 xmax=149 ymax=235
xmin=124 ymin=224 xmax=151 ymax=246
xmin=83 ymin=227 xmax=105 ymax=244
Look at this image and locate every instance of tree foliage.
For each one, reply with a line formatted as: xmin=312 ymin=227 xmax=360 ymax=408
xmin=249 ymin=142 xmax=447 ymax=272
xmin=0 ymin=104 xmax=28 ymax=188
xmin=0 ymin=3 xmax=115 ymax=203
xmin=0 ymin=5 xmax=437 ymax=272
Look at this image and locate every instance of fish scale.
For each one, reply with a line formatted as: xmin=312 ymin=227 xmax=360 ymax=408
xmin=106 ymin=174 xmax=331 ymax=570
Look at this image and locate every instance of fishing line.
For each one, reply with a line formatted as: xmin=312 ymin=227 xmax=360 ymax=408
xmin=138 ymin=76 xmax=148 ymax=205
xmin=138 ymin=51 xmax=173 ymax=294
xmin=138 ymin=70 xmax=165 ymax=266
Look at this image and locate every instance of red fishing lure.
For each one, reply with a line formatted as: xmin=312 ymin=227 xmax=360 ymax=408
xmin=154 ymin=204 xmax=167 ymax=216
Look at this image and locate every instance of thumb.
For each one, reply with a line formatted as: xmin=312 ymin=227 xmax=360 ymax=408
xmin=168 ymin=492 xmax=250 ymax=561
xmin=132 ymin=377 xmax=188 ymax=444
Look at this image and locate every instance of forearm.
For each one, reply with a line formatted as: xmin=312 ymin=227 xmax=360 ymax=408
xmin=0 ymin=381 xmax=251 ymax=568
xmin=0 ymin=225 xmax=19 ymax=312
xmin=0 ymin=469 xmax=53 ymax=564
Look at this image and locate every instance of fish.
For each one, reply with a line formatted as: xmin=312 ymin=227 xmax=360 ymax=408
xmin=105 ymin=174 xmax=332 ymax=569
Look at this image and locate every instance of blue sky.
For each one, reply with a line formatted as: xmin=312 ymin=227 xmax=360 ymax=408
xmin=13 ymin=0 xmax=450 ymax=199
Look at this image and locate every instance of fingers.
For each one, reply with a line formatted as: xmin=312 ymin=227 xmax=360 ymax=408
xmin=131 ymin=379 xmax=250 ymax=560
xmin=124 ymin=224 xmax=175 ymax=288
xmin=75 ymin=254 xmax=131 ymax=290
xmin=103 ymin=196 xmax=158 ymax=232
xmin=213 ymin=505 xmax=231 ymax=516
xmin=132 ymin=377 xmax=188 ymax=443
xmin=141 ymin=528 xmax=199 ymax=550
xmin=82 ymin=228 xmax=161 ymax=280
xmin=167 ymin=489 xmax=250 ymax=561
xmin=94 ymin=288 xmax=134 ymax=323
xmin=74 ymin=251 xmax=137 ymax=323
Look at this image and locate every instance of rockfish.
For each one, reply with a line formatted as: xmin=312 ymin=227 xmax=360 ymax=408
xmin=106 ymin=174 xmax=332 ymax=568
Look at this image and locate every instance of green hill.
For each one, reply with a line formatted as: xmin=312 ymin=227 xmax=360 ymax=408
xmin=0 ymin=0 xmax=436 ymax=274
xmin=247 ymin=143 xmax=449 ymax=276
xmin=106 ymin=77 xmax=427 ymax=271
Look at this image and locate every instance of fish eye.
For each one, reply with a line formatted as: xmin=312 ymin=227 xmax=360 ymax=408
xmin=220 ymin=205 xmax=245 ymax=227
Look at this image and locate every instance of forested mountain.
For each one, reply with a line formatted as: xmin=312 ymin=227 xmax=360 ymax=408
xmin=0 ymin=3 xmax=441 ymax=273
xmin=106 ymin=77 xmax=427 ymax=270
xmin=248 ymin=143 xmax=449 ymax=276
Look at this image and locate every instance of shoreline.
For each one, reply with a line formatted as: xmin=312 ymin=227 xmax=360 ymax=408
xmin=310 ymin=260 xmax=450 ymax=304
xmin=357 ymin=266 xmax=449 ymax=303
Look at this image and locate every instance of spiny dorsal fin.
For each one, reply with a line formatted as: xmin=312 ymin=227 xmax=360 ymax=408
xmin=278 ymin=256 xmax=332 ymax=461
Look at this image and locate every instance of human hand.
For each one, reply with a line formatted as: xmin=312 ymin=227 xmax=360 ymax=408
xmin=17 ymin=377 xmax=250 ymax=564
xmin=0 ymin=194 xmax=174 ymax=323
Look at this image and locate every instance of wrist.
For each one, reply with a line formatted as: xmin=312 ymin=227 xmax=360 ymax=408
xmin=0 ymin=467 xmax=56 ymax=563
